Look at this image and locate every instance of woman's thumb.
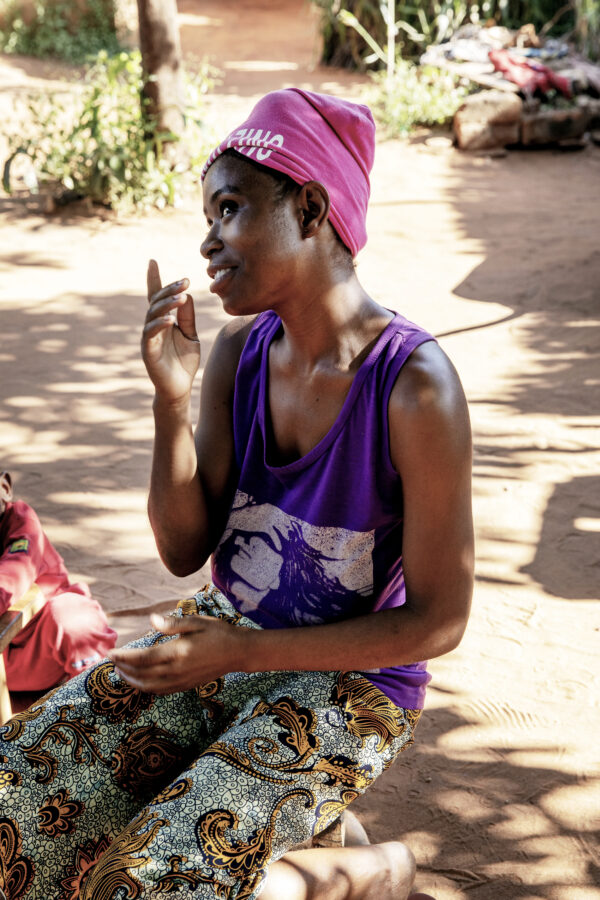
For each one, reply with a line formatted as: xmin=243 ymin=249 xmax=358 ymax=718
xmin=150 ymin=613 xmax=202 ymax=633
xmin=179 ymin=293 xmax=198 ymax=340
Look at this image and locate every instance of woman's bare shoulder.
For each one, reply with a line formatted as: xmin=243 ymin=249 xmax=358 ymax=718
xmin=388 ymin=339 xmax=471 ymax=474
xmin=204 ymin=315 xmax=259 ymax=382
xmin=215 ymin=314 xmax=258 ymax=353
xmin=391 ymin=339 xmax=467 ymax=415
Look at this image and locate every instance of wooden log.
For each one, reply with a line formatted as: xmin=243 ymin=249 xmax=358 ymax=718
xmin=0 ymin=584 xmax=47 ymax=725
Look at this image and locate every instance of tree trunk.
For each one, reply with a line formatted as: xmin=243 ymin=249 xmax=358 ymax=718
xmin=114 ymin=0 xmax=139 ymax=47
xmin=136 ymin=0 xmax=185 ymax=139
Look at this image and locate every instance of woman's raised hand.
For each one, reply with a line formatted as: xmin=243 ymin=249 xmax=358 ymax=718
xmin=142 ymin=259 xmax=201 ymax=402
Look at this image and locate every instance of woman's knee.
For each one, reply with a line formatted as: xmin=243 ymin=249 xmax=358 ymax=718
xmin=260 ymin=857 xmax=310 ymax=900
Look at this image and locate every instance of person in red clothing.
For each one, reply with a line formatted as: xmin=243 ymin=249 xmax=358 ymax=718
xmin=0 ymin=470 xmax=117 ymax=692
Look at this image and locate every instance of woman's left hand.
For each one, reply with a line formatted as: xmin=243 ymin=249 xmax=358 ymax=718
xmin=108 ymin=614 xmax=247 ymax=694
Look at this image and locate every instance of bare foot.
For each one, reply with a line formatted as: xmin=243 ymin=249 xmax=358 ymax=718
xmin=261 ymin=840 xmax=417 ymax=900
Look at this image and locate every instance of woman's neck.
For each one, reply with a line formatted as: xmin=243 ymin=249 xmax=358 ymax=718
xmin=274 ymin=280 xmax=392 ymax=374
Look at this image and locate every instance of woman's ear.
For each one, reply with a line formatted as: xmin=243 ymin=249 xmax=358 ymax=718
xmin=297 ymin=181 xmax=330 ymax=238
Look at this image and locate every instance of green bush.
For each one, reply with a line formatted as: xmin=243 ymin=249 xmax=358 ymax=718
xmin=2 ymin=50 xmax=217 ymax=212
xmin=312 ymin=0 xmax=387 ymax=68
xmin=367 ymin=59 xmax=472 ymax=134
xmin=0 ymin=0 xmax=121 ymax=64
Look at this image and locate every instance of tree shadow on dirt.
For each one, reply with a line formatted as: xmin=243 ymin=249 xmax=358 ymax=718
xmin=0 ymin=249 xmax=68 ymax=270
xmin=1 ymin=127 xmax=598 ymax=900
xmin=376 ymin=146 xmax=600 ymax=897
xmin=442 ymin=147 xmax=600 ymax=602
xmin=447 ymin=149 xmax=599 ymax=414
xmin=352 ymin=701 xmax=598 ymax=898
xmin=0 ymin=288 xmax=224 ymax=632
xmin=521 ymin=474 xmax=600 ymax=600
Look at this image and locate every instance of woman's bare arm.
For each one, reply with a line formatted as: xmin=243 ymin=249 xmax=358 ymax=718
xmin=143 ymin=259 xmax=253 ymax=575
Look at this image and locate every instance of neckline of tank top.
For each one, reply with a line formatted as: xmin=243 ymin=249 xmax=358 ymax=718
xmin=257 ymin=310 xmax=404 ymax=474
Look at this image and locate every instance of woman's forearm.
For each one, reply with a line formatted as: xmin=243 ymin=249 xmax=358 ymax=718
xmin=148 ymin=394 xmax=211 ymax=575
xmin=240 ymin=594 xmax=469 ymax=676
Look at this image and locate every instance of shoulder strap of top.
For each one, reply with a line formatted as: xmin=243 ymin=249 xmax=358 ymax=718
xmin=381 ymin=314 xmax=436 ymax=398
xmin=233 ymin=312 xmax=280 ymax=467
xmin=379 ymin=315 xmax=437 ymax=476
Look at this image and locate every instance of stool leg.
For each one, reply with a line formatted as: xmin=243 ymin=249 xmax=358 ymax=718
xmin=312 ymin=815 xmax=346 ymax=848
xmin=0 ymin=653 xmax=13 ymax=725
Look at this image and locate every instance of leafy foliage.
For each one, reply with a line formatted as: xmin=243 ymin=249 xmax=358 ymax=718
xmin=574 ymin=0 xmax=600 ymax=60
xmin=0 ymin=0 xmax=121 ymax=64
xmin=312 ymin=0 xmax=387 ymax=68
xmin=367 ymin=59 xmax=472 ymax=134
xmin=2 ymin=50 xmax=217 ymax=212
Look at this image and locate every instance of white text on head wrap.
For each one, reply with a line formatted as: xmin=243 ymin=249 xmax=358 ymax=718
xmin=226 ymin=129 xmax=285 ymax=160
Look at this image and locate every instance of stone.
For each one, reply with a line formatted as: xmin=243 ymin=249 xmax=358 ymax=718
xmin=454 ymin=119 xmax=520 ymax=151
xmin=520 ymin=108 xmax=590 ymax=145
xmin=424 ymin=135 xmax=454 ymax=151
xmin=454 ymin=90 xmax=523 ymax=126
xmin=576 ymin=95 xmax=600 ymax=129
xmin=454 ymin=90 xmax=523 ymax=150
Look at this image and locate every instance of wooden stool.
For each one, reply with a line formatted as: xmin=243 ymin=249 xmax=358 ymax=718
xmin=311 ymin=815 xmax=346 ymax=848
xmin=289 ymin=815 xmax=346 ymax=852
xmin=0 ymin=584 xmax=46 ymax=724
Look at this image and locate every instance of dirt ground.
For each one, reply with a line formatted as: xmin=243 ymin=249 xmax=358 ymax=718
xmin=1 ymin=1 xmax=599 ymax=897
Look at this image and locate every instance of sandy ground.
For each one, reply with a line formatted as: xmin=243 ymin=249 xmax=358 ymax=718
xmin=1 ymin=1 xmax=599 ymax=897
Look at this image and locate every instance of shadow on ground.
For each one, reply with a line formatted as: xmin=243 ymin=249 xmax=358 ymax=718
xmin=0 ymin=288 xmax=222 ymax=625
xmin=445 ymin=147 xmax=600 ymax=603
xmin=353 ymin=701 xmax=599 ymax=898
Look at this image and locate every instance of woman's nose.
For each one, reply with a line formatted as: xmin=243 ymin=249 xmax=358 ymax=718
xmin=200 ymin=223 xmax=222 ymax=259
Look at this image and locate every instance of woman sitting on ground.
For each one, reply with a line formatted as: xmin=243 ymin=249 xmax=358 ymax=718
xmin=0 ymin=89 xmax=473 ymax=900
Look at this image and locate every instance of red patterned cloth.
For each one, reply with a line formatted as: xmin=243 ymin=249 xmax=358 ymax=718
xmin=489 ymin=49 xmax=572 ymax=97
xmin=0 ymin=500 xmax=116 ymax=689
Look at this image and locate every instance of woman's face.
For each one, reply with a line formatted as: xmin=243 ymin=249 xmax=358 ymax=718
xmin=201 ymin=153 xmax=303 ymax=317
xmin=229 ymin=533 xmax=283 ymax=592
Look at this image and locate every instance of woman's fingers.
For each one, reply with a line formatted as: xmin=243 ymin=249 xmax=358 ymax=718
xmin=108 ymin=615 xmax=235 ymax=694
xmin=112 ymin=661 xmax=173 ymax=694
xmin=146 ymin=259 xmax=190 ymax=314
xmin=147 ymin=258 xmax=162 ymax=300
xmin=149 ymin=278 xmax=190 ymax=308
xmin=144 ymin=292 xmax=187 ymax=327
xmin=108 ymin=616 xmax=206 ymax=669
xmin=150 ymin=613 xmax=205 ymax=633
xmin=177 ymin=294 xmax=199 ymax=341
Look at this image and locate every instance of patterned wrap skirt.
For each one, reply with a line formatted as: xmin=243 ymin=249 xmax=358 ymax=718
xmin=0 ymin=585 xmax=421 ymax=900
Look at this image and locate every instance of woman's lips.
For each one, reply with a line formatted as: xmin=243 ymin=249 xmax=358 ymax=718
xmin=208 ymin=266 xmax=236 ymax=293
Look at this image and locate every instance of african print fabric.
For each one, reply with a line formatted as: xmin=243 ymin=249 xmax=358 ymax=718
xmin=0 ymin=585 xmax=420 ymax=900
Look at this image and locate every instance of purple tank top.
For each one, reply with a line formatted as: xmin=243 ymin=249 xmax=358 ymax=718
xmin=212 ymin=310 xmax=435 ymax=709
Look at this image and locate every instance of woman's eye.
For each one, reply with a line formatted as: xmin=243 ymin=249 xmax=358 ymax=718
xmin=220 ymin=200 xmax=237 ymax=217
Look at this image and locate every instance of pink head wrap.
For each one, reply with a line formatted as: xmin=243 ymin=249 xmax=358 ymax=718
xmin=201 ymin=88 xmax=376 ymax=257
